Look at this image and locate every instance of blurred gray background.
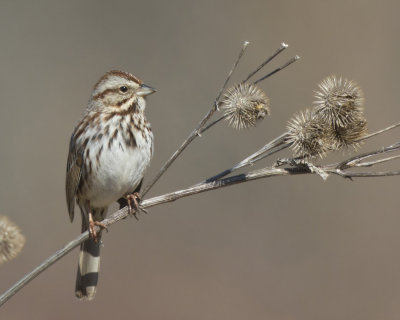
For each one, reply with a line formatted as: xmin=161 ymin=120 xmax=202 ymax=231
xmin=1 ymin=1 xmax=400 ymax=319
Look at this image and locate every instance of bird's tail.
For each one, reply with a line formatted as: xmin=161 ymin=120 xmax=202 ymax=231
xmin=75 ymin=237 xmax=101 ymax=300
xmin=75 ymin=206 xmax=107 ymax=300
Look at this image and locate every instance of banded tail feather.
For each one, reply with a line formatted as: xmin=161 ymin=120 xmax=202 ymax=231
xmin=75 ymin=236 xmax=101 ymax=300
xmin=75 ymin=206 xmax=106 ymax=300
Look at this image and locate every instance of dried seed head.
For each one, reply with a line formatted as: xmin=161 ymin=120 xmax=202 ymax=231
xmin=286 ymin=109 xmax=333 ymax=158
xmin=0 ymin=216 xmax=25 ymax=264
xmin=221 ymin=82 xmax=270 ymax=129
xmin=314 ymin=76 xmax=364 ymax=127
xmin=331 ymin=117 xmax=368 ymax=150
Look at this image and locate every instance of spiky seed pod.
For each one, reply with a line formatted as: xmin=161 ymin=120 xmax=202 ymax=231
xmin=221 ymin=82 xmax=270 ymax=129
xmin=286 ymin=109 xmax=334 ymax=158
xmin=331 ymin=117 xmax=368 ymax=150
xmin=0 ymin=216 xmax=25 ymax=264
xmin=314 ymin=76 xmax=364 ymax=127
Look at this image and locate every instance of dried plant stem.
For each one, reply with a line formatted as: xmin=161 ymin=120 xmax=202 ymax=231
xmin=251 ymin=143 xmax=290 ymax=163
xmin=205 ymin=132 xmax=290 ymax=182
xmin=357 ymin=121 xmax=400 ymax=142
xmin=199 ymin=114 xmax=229 ymax=134
xmin=1 ymin=140 xmax=400 ymax=307
xmin=205 ymin=121 xmax=400 ymax=183
xmin=326 ymin=143 xmax=400 ymax=177
xmin=141 ymin=41 xmax=250 ymax=197
xmin=352 ymin=154 xmax=400 ymax=167
xmin=245 ymin=42 xmax=288 ymax=82
xmin=0 ymin=233 xmax=87 ymax=307
xmin=254 ymin=56 xmax=300 ymax=84
xmin=335 ymin=142 xmax=400 ymax=170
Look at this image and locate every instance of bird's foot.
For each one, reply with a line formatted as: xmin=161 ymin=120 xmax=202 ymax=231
xmin=88 ymin=213 xmax=108 ymax=242
xmin=125 ymin=192 xmax=147 ymax=220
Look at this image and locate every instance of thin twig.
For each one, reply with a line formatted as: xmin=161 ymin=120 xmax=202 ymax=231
xmin=254 ymin=56 xmax=300 ymax=84
xmin=332 ymin=169 xmax=400 ymax=178
xmin=357 ymin=121 xmax=400 ymax=142
xmin=1 ymin=142 xmax=400 ymax=306
xmin=141 ymin=41 xmax=250 ymax=197
xmin=199 ymin=114 xmax=228 ymax=134
xmin=204 ymin=121 xmax=400 ymax=182
xmin=250 ymin=143 xmax=290 ymax=164
xmin=336 ymin=142 xmax=400 ymax=170
xmin=244 ymin=42 xmax=288 ymax=82
xmin=354 ymin=154 xmax=400 ymax=167
xmin=204 ymin=132 xmax=289 ymax=182
xmin=0 ymin=233 xmax=88 ymax=306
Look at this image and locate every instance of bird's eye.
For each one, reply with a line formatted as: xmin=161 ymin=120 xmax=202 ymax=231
xmin=119 ymin=86 xmax=128 ymax=93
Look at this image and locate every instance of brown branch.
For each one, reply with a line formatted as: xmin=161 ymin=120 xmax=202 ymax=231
xmin=205 ymin=121 xmax=400 ymax=183
xmin=254 ymin=55 xmax=300 ymax=84
xmin=335 ymin=142 xmax=400 ymax=170
xmin=244 ymin=42 xmax=288 ymax=82
xmin=354 ymin=154 xmax=400 ymax=167
xmin=357 ymin=121 xmax=400 ymax=142
xmin=330 ymin=169 xmax=400 ymax=178
xmin=204 ymin=132 xmax=289 ymax=182
xmin=2 ymin=141 xmax=400 ymax=306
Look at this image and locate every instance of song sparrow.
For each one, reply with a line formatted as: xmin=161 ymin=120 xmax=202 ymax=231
xmin=65 ymin=70 xmax=155 ymax=300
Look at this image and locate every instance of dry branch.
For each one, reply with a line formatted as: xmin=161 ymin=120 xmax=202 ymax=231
xmin=1 ymin=139 xmax=400 ymax=306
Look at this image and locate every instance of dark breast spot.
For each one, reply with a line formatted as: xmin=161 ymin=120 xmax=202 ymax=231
xmin=104 ymin=113 xmax=115 ymax=122
xmin=103 ymin=124 xmax=110 ymax=136
xmin=108 ymin=129 xmax=119 ymax=149
xmin=96 ymin=145 xmax=103 ymax=165
xmin=82 ymin=137 xmax=90 ymax=149
xmin=126 ymin=129 xmax=137 ymax=148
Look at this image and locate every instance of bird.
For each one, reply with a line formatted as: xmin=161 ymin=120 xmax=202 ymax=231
xmin=65 ymin=70 xmax=155 ymax=300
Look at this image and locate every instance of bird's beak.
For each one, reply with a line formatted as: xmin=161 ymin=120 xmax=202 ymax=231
xmin=137 ymin=84 xmax=156 ymax=97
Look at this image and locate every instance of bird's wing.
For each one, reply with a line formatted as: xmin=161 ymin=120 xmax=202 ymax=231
xmin=66 ymin=135 xmax=83 ymax=222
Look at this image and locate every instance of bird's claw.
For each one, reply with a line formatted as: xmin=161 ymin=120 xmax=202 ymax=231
xmin=88 ymin=213 xmax=108 ymax=243
xmin=126 ymin=192 xmax=145 ymax=220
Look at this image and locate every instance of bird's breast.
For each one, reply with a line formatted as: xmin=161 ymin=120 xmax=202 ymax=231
xmin=78 ymin=113 xmax=153 ymax=208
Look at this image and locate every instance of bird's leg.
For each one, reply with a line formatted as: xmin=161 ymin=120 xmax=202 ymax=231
xmin=88 ymin=212 xmax=107 ymax=243
xmin=125 ymin=192 xmax=147 ymax=220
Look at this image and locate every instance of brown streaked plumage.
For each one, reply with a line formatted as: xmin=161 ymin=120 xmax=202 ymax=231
xmin=65 ymin=70 xmax=155 ymax=300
